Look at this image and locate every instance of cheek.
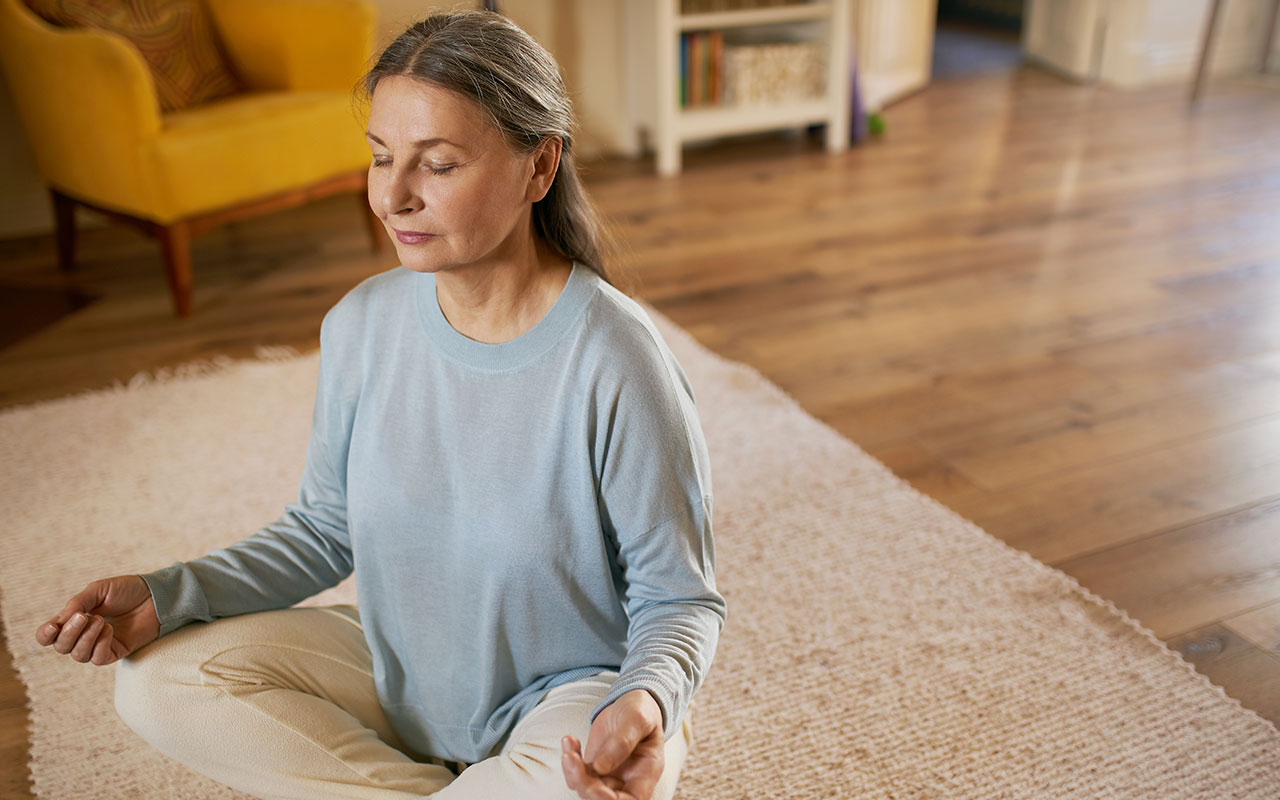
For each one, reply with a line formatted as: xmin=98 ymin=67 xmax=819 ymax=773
xmin=438 ymin=181 xmax=503 ymax=231
xmin=465 ymin=174 xmax=525 ymax=225
xmin=366 ymin=167 xmax=386 ymax=217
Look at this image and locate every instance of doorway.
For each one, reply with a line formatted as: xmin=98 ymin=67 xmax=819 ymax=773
xmin=932 ymin=0 xmax=1025 ymax=80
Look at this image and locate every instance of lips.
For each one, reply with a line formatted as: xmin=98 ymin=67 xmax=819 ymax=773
xmin=394 ymin=229 xmax=437 ymax=244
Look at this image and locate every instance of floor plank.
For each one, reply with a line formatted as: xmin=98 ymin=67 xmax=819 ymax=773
xmin=1056 ymin=498 xmax=1280 ymax=639
xmin=0 ymin=614 xmax=30 ymax=800
xmin=930 ymin=358 xmax=1280 ymax=490
xmin=944 ymin=415 xmax=1280 ymax=564
xmin=1226 ymin=602 xmax=1280 ymax=656
xmin=1167 ymin=624 xmax=1280 ymax=728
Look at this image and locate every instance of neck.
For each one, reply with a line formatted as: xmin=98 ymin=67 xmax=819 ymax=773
xmin=434 ymin=232 xmax=573 ymax=345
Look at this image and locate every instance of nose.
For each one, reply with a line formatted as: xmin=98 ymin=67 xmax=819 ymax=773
xmin=376 ymin=162 xmax=422 ymax=220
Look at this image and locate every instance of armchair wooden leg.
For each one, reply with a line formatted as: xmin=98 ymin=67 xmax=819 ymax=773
xmin=51 ymin=189 xmax=76 ymax=272
xmin=157 ymin=222 xmax=194 ymax=317
xmin=361 ymin=189 xmax=386 ymax=253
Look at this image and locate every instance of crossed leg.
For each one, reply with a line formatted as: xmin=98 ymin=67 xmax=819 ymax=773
xmin=114 ymin=604 xmax=691 ymax=800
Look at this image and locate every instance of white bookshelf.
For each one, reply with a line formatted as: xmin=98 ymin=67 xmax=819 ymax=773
xmin=653 ymin=0 xmax=851 ymax=176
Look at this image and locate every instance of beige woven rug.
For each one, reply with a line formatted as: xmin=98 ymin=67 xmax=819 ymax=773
xmin=2 ymin=305 xmax=1278 ymax=799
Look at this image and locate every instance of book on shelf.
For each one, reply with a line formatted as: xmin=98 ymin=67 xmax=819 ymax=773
xmin=690 ymin=32 xmax=700 ymax=106
xmin=680 ymin=30 xmax=726 ymax=108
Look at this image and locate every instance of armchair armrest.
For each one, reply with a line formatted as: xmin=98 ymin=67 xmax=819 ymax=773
xmin=0 ymin=0 xmax=162 ymax=203
xmin=206 ymin=0 xmax=377 ymax=93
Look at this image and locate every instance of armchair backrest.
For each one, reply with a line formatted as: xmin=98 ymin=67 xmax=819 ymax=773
xmin=0 ymin=0 xmax=163 ymax=207
xmin=204 ymin=0 xmax=377 ymax=93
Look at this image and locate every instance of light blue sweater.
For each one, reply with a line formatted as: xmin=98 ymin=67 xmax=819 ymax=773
xmin=137 ymin=261 xmax=726 ymax=763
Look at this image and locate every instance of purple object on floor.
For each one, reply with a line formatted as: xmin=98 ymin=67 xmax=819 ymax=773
xmin=850 ymin=41 xmax=868 ymax=143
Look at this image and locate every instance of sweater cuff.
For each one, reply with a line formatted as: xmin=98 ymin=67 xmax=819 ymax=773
xmin=589 ymin=673 xmax=682 ymax=742
xmin=137 ymin=562 xmax=214 ymax=638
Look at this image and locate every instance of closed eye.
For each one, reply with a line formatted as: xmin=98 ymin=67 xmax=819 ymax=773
xmin=371 ymin=158 xmax=456 ymax=176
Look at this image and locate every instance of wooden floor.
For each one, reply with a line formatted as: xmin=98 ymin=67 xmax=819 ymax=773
xmin=4 ymin=65 xmax=1280 ymax=796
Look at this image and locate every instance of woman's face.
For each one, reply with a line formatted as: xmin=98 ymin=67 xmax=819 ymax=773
xmin=365 ymin=75 xmax=543 ymax=274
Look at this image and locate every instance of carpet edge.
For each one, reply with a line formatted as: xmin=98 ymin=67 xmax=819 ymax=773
xmin=0 ymin=345 xmax=318 ymax=422
xmin=0 ymin=582 xmax=47 ymax=800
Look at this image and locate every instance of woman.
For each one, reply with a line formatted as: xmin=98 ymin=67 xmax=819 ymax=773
xmin=33 ymin=11 xmax=724 ymax=800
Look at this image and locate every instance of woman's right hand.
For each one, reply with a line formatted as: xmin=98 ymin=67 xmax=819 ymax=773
xmin=35 ymin=575 xmax=161 ymax=666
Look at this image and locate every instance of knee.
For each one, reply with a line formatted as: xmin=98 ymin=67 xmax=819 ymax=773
xmin=113 ymin=636 xmax=199 ymax=743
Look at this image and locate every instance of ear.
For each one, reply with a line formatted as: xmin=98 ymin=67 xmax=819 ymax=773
xmin=525 ymin=135 xmax=562 ymax=203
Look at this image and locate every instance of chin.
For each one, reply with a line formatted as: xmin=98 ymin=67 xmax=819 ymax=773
xmin=396 ymin=251 xmax=448 ymax=274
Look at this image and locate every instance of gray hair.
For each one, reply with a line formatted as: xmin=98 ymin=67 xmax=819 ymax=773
xmin=356 ymin=9 xmax=628 ymax=291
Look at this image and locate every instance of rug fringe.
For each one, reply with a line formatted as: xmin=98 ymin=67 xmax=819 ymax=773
xmin=0 ymin=346 xmax=315 ymax=421
xmin=253 ymin=344 xmax=306 ymax=363
xmin=112 ymin=345 xmax=309 ymax=392
xmin=116 ymin=355 xmax=236 ymax=391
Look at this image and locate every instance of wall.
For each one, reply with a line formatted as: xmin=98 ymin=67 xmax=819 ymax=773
xmin=854 ymin=0 xmax=939 ymax=111
xmin=1024 ymin=0 xmax=1280 ymax=86
xmin=1023 ymin=0 xmax=1105 ymax=80
xmin=1097 ymin=0 xmax=1276 ymax=86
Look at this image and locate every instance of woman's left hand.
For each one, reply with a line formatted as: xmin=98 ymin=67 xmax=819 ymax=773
xmin=561 ymin=689 xmax=665 ymax=800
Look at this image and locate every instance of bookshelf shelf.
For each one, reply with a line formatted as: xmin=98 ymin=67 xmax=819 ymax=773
xmin=676 ymin=98 xmax=831 ymax=138
xmin=678 ymin=3 xmax=832 ymax=31
xmin=653 ymin=0 xmax=851 ymax=176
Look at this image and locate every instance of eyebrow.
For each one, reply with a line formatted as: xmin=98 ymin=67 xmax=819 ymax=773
xmin=365 ymin=132 xmax=460 ymax=149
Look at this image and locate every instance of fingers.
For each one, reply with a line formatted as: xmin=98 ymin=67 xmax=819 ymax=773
xmin=588 ymin=721 xmax=644 ymax=776
xmin=52 ymin=614 xmax=117 ymax=665
xmin=43 ymin=612 xmax=110 ymax=664
xmin=69 ymin=615 xmax=105 ymax=662
xmin=50 ymin=611 xmax=88 ymax=653
xmin=63 ymin=582 xmax=105 ymax=619
xmin=91 ymin=624 xmax=117 ymax=666
xmin=561 ymin=736 xmax=619 ymax=800
xmin=618 ymin=728 xmax=665 ymax=800
xmin=35 ymin=618 xmax=60 ymax=646
xmin=36 ymin=581 xmax=104 ymax=646
xmin=618 ymin=764 xmax=659 ymax=800
xmin=591 ymin=740 xmax=628 ymax=776
xmin=37 ymin=606 xmax=82 ymax=646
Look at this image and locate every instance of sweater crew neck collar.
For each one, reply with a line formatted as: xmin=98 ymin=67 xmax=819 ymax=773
xmin=415 ymin=260 xmax=593 ymax=371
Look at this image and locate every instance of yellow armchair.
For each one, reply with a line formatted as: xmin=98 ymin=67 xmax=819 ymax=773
xmin=0 ymin=0 xmax=383 ymax=316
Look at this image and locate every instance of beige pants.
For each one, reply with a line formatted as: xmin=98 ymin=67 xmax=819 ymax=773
xmin=114 ymin=604 xmax=691 ymax=800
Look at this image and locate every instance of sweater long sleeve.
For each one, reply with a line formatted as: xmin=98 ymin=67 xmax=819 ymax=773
xmin=136 ymin=261 xmax=726 ymax=763
xmin=140 ymin=316 xmax=356 ymax=636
